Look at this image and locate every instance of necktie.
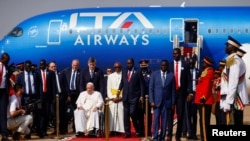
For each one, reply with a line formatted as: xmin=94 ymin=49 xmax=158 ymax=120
xmin=42 ymin=70 xmax=47 ymax=93
xmin=70 ymin=71 xmax=76 ymax=90
xmin=90 ymin=70 xmax=94 ymax=79
xmin=28 ymin=72 xmax=32 ymax=94
xmin=162 ymin=72 xmax=166 ymax=87
xmin=127 ymin=71 xmax=131 ymax=82
xmin=175 ymin=62 xmax=179 ymax=90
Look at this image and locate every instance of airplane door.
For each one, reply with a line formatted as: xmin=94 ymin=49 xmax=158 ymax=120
xmin=170 ymin=18 xmax=184 ymax=42
xmin=47 ymin=20 xmax=62 ymax=45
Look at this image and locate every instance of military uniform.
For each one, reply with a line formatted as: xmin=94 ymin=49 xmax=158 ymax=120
xmin=220 ymin=36 xmax=248 ymax=125
xmin=139 ymin=60 xmax=152 ymax=136
xmin=194 ymin=57 xmax=214 ymax=141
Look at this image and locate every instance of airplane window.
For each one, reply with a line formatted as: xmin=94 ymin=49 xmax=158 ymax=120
xmin=215 ymin=29 xmax=219 ymax=33
xmin=112 ymin=29 xmax=116 ymax=34
xmin=223 ymin=29 xmax=226 ymax=34
xmin=105 ymin=29 xmax=109 ymax=34
xmin=8 ymin=27 xmax=23 ymax=37
xmin=91 ymin=29 xmax=94 ymax=34
xmin=245 ymin=28 xmax=249 ymax=33
xmin=208 ymin=29 xmax=211 ymax=34
xmin=141 ymin=29 xmax=145 ymax=34
xmin=163 ymin=29 xmax=168 ymax=34
xmin=120 ymin=29 xmax=123 ymax=34
xmin=134 ymin=29 xmax=138 ymax=34
xmin=156 ymin=29 xmax=160 ymax=34
xmin=230 ymin=29 xmax=234 ymax=33
xmin=83 ymin=30 xmax=88 ymax=34
xmin=97 ymin=29 xmax=102 ymax=34
xmin=149 ymin=29 xmax=153 ymax=34
xmin=238 ymin=29 xmax=241 ymax=34
xmin=127 ymin=29 xmax=131 ymax=34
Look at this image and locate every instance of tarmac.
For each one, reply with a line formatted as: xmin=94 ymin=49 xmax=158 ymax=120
xmin=1 ymin=104 xmax=250 ymax=141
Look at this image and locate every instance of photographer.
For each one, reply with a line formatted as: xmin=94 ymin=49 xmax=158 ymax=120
xmin=7 ymin=83 xmax=33 ymax=140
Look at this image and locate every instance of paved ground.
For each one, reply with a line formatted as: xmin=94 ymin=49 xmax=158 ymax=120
xmin=1 ymin=104 xmax=250 ymax=141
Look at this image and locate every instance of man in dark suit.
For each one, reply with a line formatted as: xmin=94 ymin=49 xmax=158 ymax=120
xmin=48 ymin=61 xmax=68 ymax=134
xmin=118 ymin=58 xmax=145 ymax=138
xmin=80 ymin=57 xmax=105 ymax=99
xmin=0 ymin=53 xmax=11 ymax=141
xmin=168 ymin=48 xmax=191 ymax=141
xmin=149 ymin=59 xmax=175 ymax=141
xmin=16 ymin=60 xmax=41 ymax=137
xmin=185 ymin=58 xmax=200 ymax=140
xmin=62 ymin=59 xmax=81 ymax=132
xmin=36 ymin=59 xmax=51 ymax=137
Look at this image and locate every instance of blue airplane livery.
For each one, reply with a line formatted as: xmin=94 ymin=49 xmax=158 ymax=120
xmin=0 ymin=6 xmax=250 ymax=93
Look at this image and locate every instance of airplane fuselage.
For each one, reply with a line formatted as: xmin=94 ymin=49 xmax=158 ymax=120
xmin=0 ymin=6 xmax=250 ymax=71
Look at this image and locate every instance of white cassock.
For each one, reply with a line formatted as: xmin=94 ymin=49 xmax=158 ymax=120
xmin=107 ymin=72 xmax=124 ymax=133
xmin=74 ymin=91 xmax=104 ymax=133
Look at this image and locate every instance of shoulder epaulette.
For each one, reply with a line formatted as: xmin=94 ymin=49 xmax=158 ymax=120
xmin=226 ymin=55 xmax=236 ymax=67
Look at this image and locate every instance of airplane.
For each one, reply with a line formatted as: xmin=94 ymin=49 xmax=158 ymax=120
xmin=0 ymin=6 xmax=250 ymax=94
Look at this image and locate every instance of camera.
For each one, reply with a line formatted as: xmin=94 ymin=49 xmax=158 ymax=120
xmin=23 ymin=99 xmax=42 ymax=114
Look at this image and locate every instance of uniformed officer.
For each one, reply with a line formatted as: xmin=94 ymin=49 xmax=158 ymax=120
xmin=139 ymin=59 xmax=152 ymax=137
xmin=194 ymin=56 xmax=214 ymax=141
xmin=235 ymin=46 xmax=248 ymax=125
xmin=220 ymin=36 xmax=247 ymax=125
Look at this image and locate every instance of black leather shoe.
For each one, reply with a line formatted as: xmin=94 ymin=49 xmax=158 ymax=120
xmin=75 ymin=131 xmax=84 ymax=137
xmin=24 ymin=133 xmax=31 ymax=139
xmin=135 ymin=132 xmax=144 ymax=137
xmin=193 ymin=136 xmax=198 ymax=140
xmin=44 ymin=132 xmax=48 ymax=136
xmin=60 ymin=131 xmax=66 ymax=135
xmin=175 ymin=137 xmax=181 ymax=141
xmin=12 ymin=132 xmax=21 ymax=141
xmin=124 ymin=134 xmax=131 ymax=138
xmin=1 ymin=136 xmax=10 ymax=141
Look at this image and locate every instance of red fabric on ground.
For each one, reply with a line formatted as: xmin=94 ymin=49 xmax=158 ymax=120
xmin=66 ymin=121 xmax=144 ymax=141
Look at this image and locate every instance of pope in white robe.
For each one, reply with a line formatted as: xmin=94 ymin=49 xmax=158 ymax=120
xmin=74 ymin=82 xmax=104 ymax=134
xmin=107 ymin=62 xmax=124 ymax=133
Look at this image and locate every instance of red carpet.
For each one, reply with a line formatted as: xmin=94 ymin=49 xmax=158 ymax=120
xmin=62 ymin=135 xmax=144 ymax=141
xmin=62 ymin=121 xmax=143 ymax=141
xmin=62 ymin=112 xmax=178 ymax=141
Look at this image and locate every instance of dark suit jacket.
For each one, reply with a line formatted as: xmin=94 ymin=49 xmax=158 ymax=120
xmin=149 ymin=70 xmax=175 ymax=108
xmin=49 ymin=70 xmax=68 ymax=102
xmin=16 ymin=70 xmax=40 ymax=96
xmin=169 ymin=60 xmax=191 ymax=97
xmin=63 ymin=68 xmax=81 ymax=97
xmin=36 ymin=69 xmax=53 ymax=101
xmin=80 ymin=67 xmax=104 ymax=97
xmin=119 ymin=68 xmax=144 ymax=103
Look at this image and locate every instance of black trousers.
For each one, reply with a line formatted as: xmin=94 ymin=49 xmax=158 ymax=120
xmin=198 ymin=104 xmax=211 ymax=141
xmin=123 ymin=100 xmax=144 ymax=136
xmin=0 ymin=88 xmax=8 ymax=137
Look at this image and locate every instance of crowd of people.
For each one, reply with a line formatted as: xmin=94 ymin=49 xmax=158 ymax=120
xmin=0 ymin=35 xmax=249 ymax=141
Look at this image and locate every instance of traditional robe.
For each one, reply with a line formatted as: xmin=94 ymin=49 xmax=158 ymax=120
xmin=107 ymin=72 xmax=124 ymax=133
